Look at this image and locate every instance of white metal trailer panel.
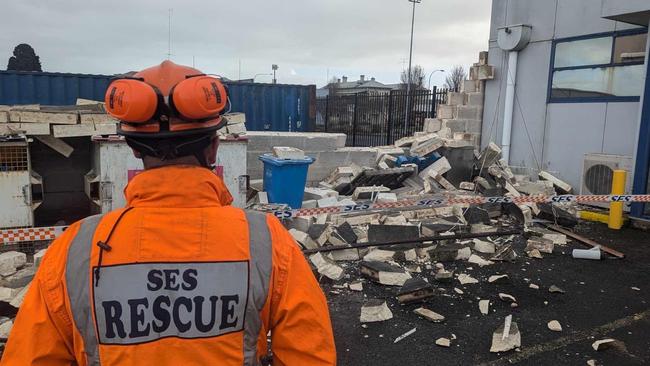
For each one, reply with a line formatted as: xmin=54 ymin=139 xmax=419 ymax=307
xmin=0 ymin=141 xmax=33 ymax=228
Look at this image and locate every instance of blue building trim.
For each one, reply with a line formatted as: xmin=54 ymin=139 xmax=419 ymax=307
xmin=547 ymin=28 xmax=648 ymax=104
xmin=631 ymin=47 xmax=650 ymax=218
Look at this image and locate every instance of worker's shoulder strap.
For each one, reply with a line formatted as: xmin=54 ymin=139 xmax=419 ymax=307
xmin=64 ymin=210 xmax=272 ymax=366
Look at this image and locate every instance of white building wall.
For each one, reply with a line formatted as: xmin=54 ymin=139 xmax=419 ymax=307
xmin=482 ymin=0 xmax=645 ymax=189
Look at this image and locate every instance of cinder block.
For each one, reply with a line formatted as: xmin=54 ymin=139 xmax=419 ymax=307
xmin=446 ymin=92 xmax=465 ymax=106
xmin=441 ymin=119 xmax=467 ymax=133
xmin=423 ymin=118 xmax=442 ymax=133
xmin=465 ymin=119 xmax=483 ymax=134
xmin=437 ymin=105 xmax=457 ymax=119
xmin=466 ymin=92 xmax=484 ymax=106
xmin=478 ymin=51 xmax=489 ymax=65
xmin=470 ymin=65 xmax=495 ymax=81
xmin=457 ymin=106 xmax=483 ymax=120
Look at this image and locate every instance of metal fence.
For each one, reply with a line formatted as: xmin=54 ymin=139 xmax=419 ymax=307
xmin=316 ymin=87 xmax=448 ymax=146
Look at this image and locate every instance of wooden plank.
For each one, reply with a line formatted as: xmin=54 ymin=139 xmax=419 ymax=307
xmin=52 ymin=123 xmax=95 ymax=138
xmin=10 ymin=110 xmax=79 ymax=124
xmin=35 ymin=136 xmax=74 ymax=157
xmin=545 ymin=224 xmax=625 ymax=259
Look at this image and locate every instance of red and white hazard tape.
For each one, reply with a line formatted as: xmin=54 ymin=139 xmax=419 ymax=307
xmin=0 ymin=226 xmax=67 ymax=245
xmin=272 ymin=194 xmax=650 ymax=219
xmin=2 ymin=194 xmax=649 ymax=245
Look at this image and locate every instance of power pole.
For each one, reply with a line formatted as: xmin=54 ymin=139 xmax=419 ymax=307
xmin=404 ymin=0 xmax=421 ymax=126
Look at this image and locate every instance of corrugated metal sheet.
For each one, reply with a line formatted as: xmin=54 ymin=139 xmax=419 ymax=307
xmin=0 ymin=70 xmax=316 ymax=132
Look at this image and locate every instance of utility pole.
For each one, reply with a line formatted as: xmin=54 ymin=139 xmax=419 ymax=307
xmin=404 ymin=0 xmax=421 ymax=126
xmin=272 ymin=64 xmax=278 ymax=84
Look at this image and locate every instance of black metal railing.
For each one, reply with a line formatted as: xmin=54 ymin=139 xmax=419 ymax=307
xmin=316 ymin=87 xmax=448 ymax=146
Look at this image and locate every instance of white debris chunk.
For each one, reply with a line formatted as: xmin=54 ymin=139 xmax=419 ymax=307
xmin=289 ymin=229 xmax=318 ymax=250
xmin=413 ymin=307 xmax=445 ymax=323
xmin=529 ymin=284 xmax=540 ymax=290
xmin=468 ymin=254 xmax=494 ymax=267
xmin=0 ymin=251 xmax=27 ymax=277
xmin=488 ymin=275 xmax=509 ymax=283
xmin=393 ymin=327 xmax=417 ymax=343
xmin=349 ymin=282 xmax=363 ymax=292
xmin=458 ymin=273 xmax=479 ymax=285
xmin=0 ymin=320 xmax=13 ymax=338
xmin=378 ymin=270 xmax=412 ymax=286
xmin=592 ymin=338 xmax=616 ymax=351
xmin=490 ymin=315 xmax=520 ymax=353
xmin=33 ymin=249 xmax=47 ymax=269
xmin=0 ymin=287 xmax=13 ymax=302
xmin=309 ymin=253 xmax=344 ymax=281
xmin=360 ymin=301 xmax=393 ymax=323
xmin=498 ymin=293 xmax=517 ymax=303
xmin=435 ymin=337 xmax=451 ymax=348
xmin=363 ymin=249 xmax=395 ymax=262
xmin=547 ymin=320 xmax=562 ymax=332
xmin=272 ymin=146 xmax=305 ymax=159
xmin=454 ymin=288 xmax=464 ymax=295
xmin=479 ymin=300 xmax=490 ymax=315
xmin=472 ymin=239 xmax=496 ymax=254
xmin=455 ymin=247 xmax=472 ymax=260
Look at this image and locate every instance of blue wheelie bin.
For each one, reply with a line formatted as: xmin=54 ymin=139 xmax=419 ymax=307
xmin=259 ymin=154 xmax=315 ymax=209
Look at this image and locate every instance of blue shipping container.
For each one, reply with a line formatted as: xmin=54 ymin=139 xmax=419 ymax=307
xmin=0 ymin=70 xmax=316 ymax=132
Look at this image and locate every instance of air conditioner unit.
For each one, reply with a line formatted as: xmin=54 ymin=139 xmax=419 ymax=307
xmin=581 ymin=153 xmax=633 ymax=209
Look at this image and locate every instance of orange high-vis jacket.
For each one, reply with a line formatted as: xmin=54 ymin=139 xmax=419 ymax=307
xmin=1 ymin=166 xmax=336 ymax=366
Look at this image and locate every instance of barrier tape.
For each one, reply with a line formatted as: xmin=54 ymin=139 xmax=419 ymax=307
xmin=2 ymin=193 xmax=649 ymax=245
xmin=272 ymin=194 xmax=650 ymax=219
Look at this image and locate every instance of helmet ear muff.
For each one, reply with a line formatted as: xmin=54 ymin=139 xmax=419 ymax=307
xmin=105 ymin=78 xmax=160 ymax=123
xmin=169 ymin=75 xmax=228 ymax=120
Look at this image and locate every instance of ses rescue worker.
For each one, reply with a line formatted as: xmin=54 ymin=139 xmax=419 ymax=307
xmin=1 ymin=61 xmax=336 ymax=365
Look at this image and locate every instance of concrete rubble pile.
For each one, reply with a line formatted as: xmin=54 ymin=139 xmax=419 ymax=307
xmin=268 ymin=123 xmax=582 ymax=354
xmin=0 ymin=101 xmax=247 ymax=156
xmin=0 ymin=249 xmax=46 ymax=343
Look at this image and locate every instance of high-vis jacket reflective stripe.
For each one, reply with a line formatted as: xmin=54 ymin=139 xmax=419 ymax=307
xmin=64 ymin=211 xmax=272 ymax=366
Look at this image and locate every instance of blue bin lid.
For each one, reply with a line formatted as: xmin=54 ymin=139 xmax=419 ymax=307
xmin=259 ymin=153 xmax=315 ymax=166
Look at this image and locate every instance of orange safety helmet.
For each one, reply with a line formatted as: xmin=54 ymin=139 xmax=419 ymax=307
xmin=105 ymin=60 xmax=229 ymax=138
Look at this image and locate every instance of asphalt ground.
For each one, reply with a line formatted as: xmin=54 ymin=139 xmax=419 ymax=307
xmin=320 ymin=221 xmax=650 ymax=366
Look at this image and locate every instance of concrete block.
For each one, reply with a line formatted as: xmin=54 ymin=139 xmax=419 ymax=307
xmin=419 ymin=156 xmax=451 ymax=179
xmin=10 ymin=110 xmax=78 ymax=124
xmin=465 ymin=120 xmax=483 ymax=134
xmin=289 ymin=229 xmax=318 ymax=250
xmin=224 ymin=112 xmax=246 ymax=125
xmin=470 ymin=64 xmax=495 ymax=81
xmin=273 ymin=146 xmax=305 ymax=159
xmin=226 ymin=123 xmax=247 ymax=135
xmin=0 ymin=111 xmax=7 ymax=123
xmin=317 ymin=196 xmax=339 ymax=207
xmin=463 ymin=79 xmax=480 ymax=93
xmin=33 ymin=249 xmax=47 ymax=269
xmin=441 ymin=119 xmax=467 ymax=133
xmin=52 ymin=123 xmax=96 ymax=137
xmin=302 ymin=199 xmax=317 ymax=208
xmin=304 ymin=187 xmax=338 ymax=201
xmin=411 ymin=134 xmax=444 ymax=156
xmin=447 ymin=92 xmax=465 ymax=106
xmin=466 ymin=92 xmax=484 ymax=106
xmin=457 ymin=105 xmax=483 ymax=120
xmin=376 ymin=192 xmax=397 ymax=202
xmin=423 ymin=118 xmax=442 ymax=133
xmin=287 ymin=216 xmax=312 ymax=233
xmin=368 ymin=225 xmax=419 ymax=243
xmin=0 ymin=252 xmax=26 ymax=277
xmin=352 ymin=186 xmax=390 ymax=200
xmin=0 ymin=266 xmax=35 ymax=288
xmin=478 ymin=51 xmax=489 ymax=65
xmin=437 ymin=105 xmax=457 ymax=119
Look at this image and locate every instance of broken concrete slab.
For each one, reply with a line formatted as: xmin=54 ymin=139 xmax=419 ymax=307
xmin=539 ymin=171 xmax=573 ymax=194
xmin=526 ymin=237 xmax=554 ymax=254
xmin=304 ymin=187 xmax=339 ymax=201
xmin=272 ymin=146 xmax=306 ymax=160
xmin=464 ymin=206 xmax=491 ymax=225
xmin=397 ymin=278 xmax=434 ymax=304
xmin=418 ymin=157 xmax=451 ymax=180
xmin=9 ymin=284 xmax=29 ymax=308
xmin=349 ymin=281 xmax=363 ymax=292
xmin=330 ymin=248 xmax=360 ymax=261
xmin=414 ymin=307 xmax=445 ymax=322
xmin=0 ymin=251 xmax=27 ymax=277
xmin=352 ymin=185 xmax=390 ymax=200
xmin=468 ymin=254 xmax=494 ymax=267
xmin=360 ymin=261 xmax=411 ymax=286
xmin=335 ymin=222 xmax=358 ymax=244
xmin=360 ymin=300 xmax=393 ymax=323
xmin=472 ymin=239 xmax=496 ymax=254
xmin=363 ymin=249 xmax=395 ymax=262
xmin=428 ymin=244 xmax=466 ymax=262
xmin=367 ymin=224 xmax=419 ymax=244
xmin=527 ymin=249 xmax=543 ymax=259
xmin=1 ymin=266 xmax=35 ymax=289
xmin=307 ymin=224 xmax=331 ymax=246
xmin=0 ymin=319 xmax=13 ymax=339
xmin=309 ymin=252 xmax=344 ymax=281
xmin=490 ymin=315 xmax=520 ymax=353
xmin=289 ymin=228 xmax=319 ymax=250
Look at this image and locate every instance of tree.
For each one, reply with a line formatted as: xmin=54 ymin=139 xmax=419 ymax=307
xmin=7 ymin=44 xmax=42 ymax=72
xmin=445 ymin=65 xmax=466 ymax=92
xmin=400 ymin=65 xmax=425 ymax=90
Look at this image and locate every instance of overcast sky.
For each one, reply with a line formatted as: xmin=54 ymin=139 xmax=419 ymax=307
xmin=0 ymin=0 xmax=492 ymax=87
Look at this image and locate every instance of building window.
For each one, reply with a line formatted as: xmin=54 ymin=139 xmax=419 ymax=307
xmin=549 ymin=29 xmax=647 ymax=103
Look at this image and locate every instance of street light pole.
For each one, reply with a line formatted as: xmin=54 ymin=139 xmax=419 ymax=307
xmin=428 ymin=69 xmax=445 ymax=90
xmin=404 ymin=0 xmax=421 ymax=127
xmin=272 ymin=64 xmax=279 ymax=84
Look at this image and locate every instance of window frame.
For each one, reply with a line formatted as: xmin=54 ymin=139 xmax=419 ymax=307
xmin=547 ymin=28 xmax=647 ymax=104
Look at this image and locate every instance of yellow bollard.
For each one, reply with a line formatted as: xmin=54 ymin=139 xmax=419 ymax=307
xmin=608 ymin=170 xmax=627 ymax=230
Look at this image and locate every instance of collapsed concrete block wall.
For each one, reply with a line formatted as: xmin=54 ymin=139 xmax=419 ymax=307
xmin=246 ymin=132 xmax=378 ymax=184
xmin=425 ymin=52 xmax=494 ymax=148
